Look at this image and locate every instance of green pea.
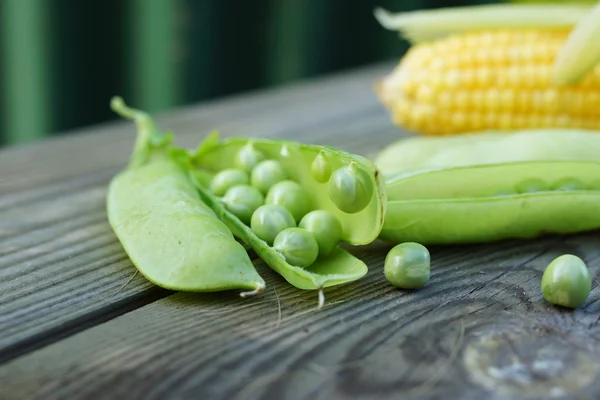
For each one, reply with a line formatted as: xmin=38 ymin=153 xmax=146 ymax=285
xmin=222 ymin=184 xmax=265 ymax=224
xmin=210 ymin=168 xmax=249 ymax=196
xmin=311 ymin=151 xmax=332 ymax=183
xmin=250 ymin=204 xmax=296 ymax=244
xmin=273 ymin=227 xmax=319 ymax=268
xmin=265 ymin=180 xmax=311 ymax=222
xmin=251 ymin=160 xmax=287 ymax=194
xmin=299 ymin=210 xmax=343 ymax=256
xmin=236 ymin=143 xmax=266 ymax=173
xmin=552 ymin=178 xmax=584 ymax=191
xmin=515 ymin=178 xmax=548 ymax=194
xmin=328 ymin=162 xmax=373 ymax=214
xmin=541 ymin=254 xmax=591 ymax=309
xmin=384 ymin=242 xmax=430 ymax=289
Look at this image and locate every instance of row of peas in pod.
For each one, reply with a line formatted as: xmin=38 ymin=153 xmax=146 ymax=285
xmin=189 ymin=133 xmax=386 ymax=292
xmin=211 ymin=150 xmax=343 ymax=268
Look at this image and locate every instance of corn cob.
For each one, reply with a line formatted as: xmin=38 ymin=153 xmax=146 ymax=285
xmin=376 ymin=28 xmax=600 ymax=135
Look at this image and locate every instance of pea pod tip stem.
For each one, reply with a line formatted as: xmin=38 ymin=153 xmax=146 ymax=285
xmin=318 ymin=288 xmax=325 ymax=309
xmin=240 ymin=286 xmax=265 ymax=298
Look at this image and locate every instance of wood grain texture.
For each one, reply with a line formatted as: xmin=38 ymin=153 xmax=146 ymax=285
xmin=0 ymin=62 xmax=398 ymax=360
xmin=2 ymin=234 xmax=600 ymax=400
xmin=3 ymin=60 xmax=600 ymax=400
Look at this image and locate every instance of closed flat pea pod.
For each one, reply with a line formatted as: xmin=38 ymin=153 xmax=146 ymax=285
xmin=380 ymin=161 xmax=600 ymax=244
xmin=188 ymin=133 xmax=387 ymax=296
xmin=106 ymin=98 xmax=265 ymax=294
xmin=374 ymin=129 xmax=600 ymax=177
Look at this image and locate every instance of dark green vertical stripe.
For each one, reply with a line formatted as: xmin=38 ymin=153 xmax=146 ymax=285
xmin=129 ymin=0 xmax=183 ymax=112
xmin=49 ymin=0 xmax=126 ymax=136
xmin=180 ymin=0 xmax=218 ymax=102
xmin=299 ymin=1 xmax=330 ymax=77
xmin=265 ymin=0 xmax=310 ymax=86
xmin=210 ymin=0 xmax=270 ymax=97
xmin=0 ymin=5 xmax=5 ymax=145
xmin=2 ymin=0 xmax=50 ymax=144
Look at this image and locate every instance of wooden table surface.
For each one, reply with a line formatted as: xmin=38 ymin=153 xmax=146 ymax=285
xmin=1 ymin=62 xmax=600 ymax=400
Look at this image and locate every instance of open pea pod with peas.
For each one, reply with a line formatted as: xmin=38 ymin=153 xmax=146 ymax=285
xmin=187 ymin=132 xmax=387 ymax=296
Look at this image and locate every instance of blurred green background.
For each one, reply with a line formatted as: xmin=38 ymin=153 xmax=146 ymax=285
xmin=1 ymin=0 xmax=559 ymax=147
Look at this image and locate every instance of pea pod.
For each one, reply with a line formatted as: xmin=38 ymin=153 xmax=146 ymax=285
xmin=188 ymin=133 xmax=387 ymax=292
xmin=374 ymin=129 xmax=600 ymax=177
xmin=106 ymin=97 xmax=265 ymax=294
xmin=380 ymin=161 xmax=600 ymax=245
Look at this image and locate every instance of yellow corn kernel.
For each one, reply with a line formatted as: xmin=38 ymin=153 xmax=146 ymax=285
xmin=514 ymin=114 xmax=528 ymax=128
xmin=416 ymin=85 xmax=436 ymax=104
xmin=375 ymin=28 xmax=600 ymax=135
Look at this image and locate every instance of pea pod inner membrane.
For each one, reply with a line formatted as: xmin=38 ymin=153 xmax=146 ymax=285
xmin=381 ymin=161 xmax=600 ymax=245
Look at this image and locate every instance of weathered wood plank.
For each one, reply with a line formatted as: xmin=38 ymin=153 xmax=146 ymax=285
xmin=0 ymin=62 xmax=399 ymax=359
xmin=1 ymin=233 xmax=599 ymax=400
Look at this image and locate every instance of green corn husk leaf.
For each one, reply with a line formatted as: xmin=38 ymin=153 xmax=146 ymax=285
xmin=374 ymin=4 xmax=590 ymax=44
xmin=553 ymin=1 xmax=600 ymax=84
